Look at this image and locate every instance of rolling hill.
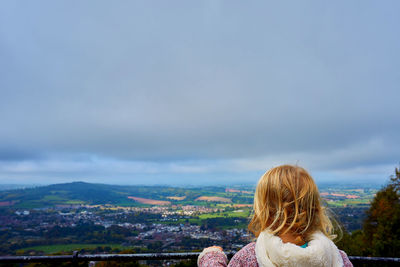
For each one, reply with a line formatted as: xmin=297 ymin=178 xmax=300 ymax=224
xmin=0 ymin=182 xmax=245 ymax=209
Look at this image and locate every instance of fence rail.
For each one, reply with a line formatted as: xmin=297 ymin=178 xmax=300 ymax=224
xmin=0 ymin=251 xmax=399 ymax=264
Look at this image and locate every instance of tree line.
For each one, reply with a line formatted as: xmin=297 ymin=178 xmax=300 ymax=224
xmin=337 ymin=166 xmax=400 ymax=257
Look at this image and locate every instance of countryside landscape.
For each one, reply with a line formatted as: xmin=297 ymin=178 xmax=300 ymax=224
xmin=1 ymin=1 xmax=400 ymax=266
xmin=0 ymin=181 xmax=378 ymax=263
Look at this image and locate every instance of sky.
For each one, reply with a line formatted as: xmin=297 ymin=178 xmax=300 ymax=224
xmin=0 ymin=1 xmax=399 ymax=186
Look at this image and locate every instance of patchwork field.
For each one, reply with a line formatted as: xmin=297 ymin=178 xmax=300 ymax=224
xmin=321 ymin=192 xmax=359 ymax=199
xmin=195 ymin=196 xmax=232 ymax=203
xmin=0 ymin=201 xmax=15 ymax=206
xmin=167 ymin=196 xmax=186 ymax=200
xmin=127 ymin=196 xmax=171 ymax=205
xmin=233 ymin=204 xmax=253 ymax=208
xmin=225 ymin=188 xmax=252 ymax=194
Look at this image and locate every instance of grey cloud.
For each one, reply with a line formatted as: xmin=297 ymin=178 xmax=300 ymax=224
xmin=0 ymin=1 xmax=399 ymax=183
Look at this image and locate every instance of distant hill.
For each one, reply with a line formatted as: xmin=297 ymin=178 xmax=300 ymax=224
xmin=0 ymin=184 xmax=41 ymax=191
xmin=0 ymin=182 xmax=232 ymax=209
xmin=0 ymin=182 xmax=119 ymax=208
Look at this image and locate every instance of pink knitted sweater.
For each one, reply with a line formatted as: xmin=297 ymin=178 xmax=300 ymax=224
xmin=198 ymin=242 xmax=353 ymax=267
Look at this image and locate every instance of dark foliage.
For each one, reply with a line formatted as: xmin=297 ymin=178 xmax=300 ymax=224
xmin=362 ymin=167 xmax=400 ymax=257
xmin=337 ymin=167 xmax=400 ymax=258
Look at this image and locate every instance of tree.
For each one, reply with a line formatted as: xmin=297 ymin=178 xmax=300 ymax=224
xmin=390 ymin=167 xmax=400 ymax=191
xmin=362 ymin=166 xmax=400 ymax=257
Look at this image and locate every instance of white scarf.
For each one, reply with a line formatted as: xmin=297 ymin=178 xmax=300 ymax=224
xmin=255 ymin=230 xmax=343 ymax=267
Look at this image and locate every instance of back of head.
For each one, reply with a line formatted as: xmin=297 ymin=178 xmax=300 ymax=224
xmin=248 ymin=165 xmax=336 ymax=241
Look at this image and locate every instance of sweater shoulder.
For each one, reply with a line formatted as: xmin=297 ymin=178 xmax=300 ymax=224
xmin=228 ymin=242 xmax=258 ymax=267
xmin=339 ymin=250 xmax=353 ymax=267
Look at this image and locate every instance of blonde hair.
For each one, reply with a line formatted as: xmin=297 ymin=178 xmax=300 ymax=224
xmin=248 ymin=165 xmax=339 ymax=241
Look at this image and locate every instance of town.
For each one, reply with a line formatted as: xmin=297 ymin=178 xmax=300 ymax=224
xmin=0 ymin=182 xmax=377 ymax=257
xmin=0 ymin=202 xmax=252 ymax=256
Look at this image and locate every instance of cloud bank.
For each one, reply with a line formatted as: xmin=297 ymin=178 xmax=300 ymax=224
xmin=0 ymin=1 xmax=399 ymax=184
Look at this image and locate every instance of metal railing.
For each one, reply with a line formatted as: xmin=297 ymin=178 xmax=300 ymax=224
xmin=0 ymin=251 xmax=399 ymax=265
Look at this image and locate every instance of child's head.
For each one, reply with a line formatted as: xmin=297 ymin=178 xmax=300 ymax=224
xmin=248 ymin=165 xmax=336 ymax=240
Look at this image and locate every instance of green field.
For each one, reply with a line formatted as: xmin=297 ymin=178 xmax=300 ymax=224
xmin=326 ymin=198 xmax=372 ymax=207
xmin=198 ymin=210 xmax=251 ymax=219
xmin=20 ymin=243 xmax=126 ymax=254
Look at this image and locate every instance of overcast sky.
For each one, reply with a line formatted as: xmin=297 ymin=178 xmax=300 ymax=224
xmin=0 ymin=1 xmax=399 ymax=185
